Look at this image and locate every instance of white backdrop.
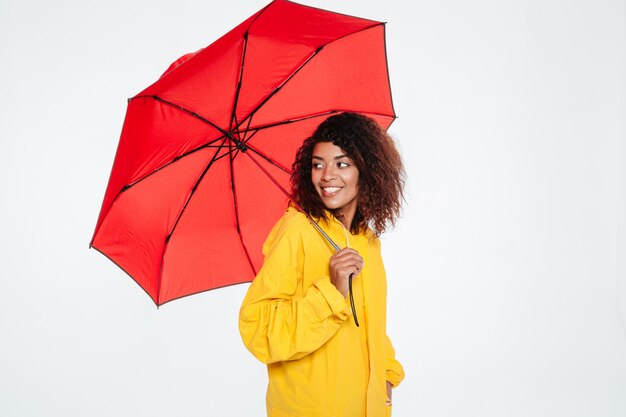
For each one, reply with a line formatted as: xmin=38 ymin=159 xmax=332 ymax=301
xmin=1 ymin=1 xmax=625 ymax=416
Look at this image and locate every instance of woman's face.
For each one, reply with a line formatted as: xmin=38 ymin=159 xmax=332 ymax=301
xmin=311 ymin=141 xmax=359 ymax=219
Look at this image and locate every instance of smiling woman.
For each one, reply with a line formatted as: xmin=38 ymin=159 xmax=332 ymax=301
xmin=239 ymin=112 xmax=406 ymax=417
xmin=293 ymin=112 xmax=405 ymax=236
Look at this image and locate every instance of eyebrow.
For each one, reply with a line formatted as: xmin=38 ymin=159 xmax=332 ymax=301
xmin=312 ymin=154 xmax=349 ymax=160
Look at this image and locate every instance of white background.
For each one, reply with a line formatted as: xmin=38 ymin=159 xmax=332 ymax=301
xmin=1 ymin=0 xmax=625 ymax=416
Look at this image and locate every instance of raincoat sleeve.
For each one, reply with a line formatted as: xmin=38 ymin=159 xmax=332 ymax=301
xmin=385 ymin=334 xmax=405 ymax=387
xmin=239 ymin=214 xmax=351 ymax=364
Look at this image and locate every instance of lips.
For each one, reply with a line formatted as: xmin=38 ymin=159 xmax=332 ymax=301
xmin=320 ymin=186 xmax=343 ymax=196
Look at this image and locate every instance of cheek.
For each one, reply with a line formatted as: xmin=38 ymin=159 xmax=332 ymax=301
xmin=350 ymin=171 xmax=360 ymax=189
xmin=310 ymin=170 xmax=319 ymax=185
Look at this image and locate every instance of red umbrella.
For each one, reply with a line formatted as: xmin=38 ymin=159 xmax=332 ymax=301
xmin=90 ymin=0 xmax=396 ymax=306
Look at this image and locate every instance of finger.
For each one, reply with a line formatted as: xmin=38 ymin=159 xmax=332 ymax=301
xmin=338 ymin=256 xmax=364 ymax=272
xmin=334 ymin=257 xmax=362 ymax=269
xmin=332 ymin=252 xmax=363 ymax=264
xmin=335 ymin=263 xmax=362 ymax=278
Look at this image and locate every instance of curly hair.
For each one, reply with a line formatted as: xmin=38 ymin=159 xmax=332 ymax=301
xmin=291 ymin=112 xmax=405 ymax=235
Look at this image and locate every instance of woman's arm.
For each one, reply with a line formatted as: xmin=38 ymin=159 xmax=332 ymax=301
xmin=239 ymin=219 xmax=351 ymax=364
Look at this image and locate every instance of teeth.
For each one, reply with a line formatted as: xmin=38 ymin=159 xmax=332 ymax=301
xmin=323 ymin=187 xmax=341 ymax=193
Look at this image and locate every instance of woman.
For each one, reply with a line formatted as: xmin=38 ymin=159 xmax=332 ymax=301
xmin=239 ymin=112 xmax=405 ymax=417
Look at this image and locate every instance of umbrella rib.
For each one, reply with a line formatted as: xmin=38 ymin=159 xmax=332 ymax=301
xmin=227 ymin=139 xmax=258 ymax=277
xmin=244 ymin=142 xmax=292 ymax=175
xmin=115 ymin=94 xmax=247 ymax=196
xmin=118 ymin=135 xmax=226 ymax=193
xmin=240 ymin=111 xmax=255 ymax=142
xmin=164 ymin=137 xmax=229 ymax=246
xmin=222 ymin=137 xmax=291 ymax=177
xmin=235 ymin=109 xmax=395 ymax=136
xmin=229 ymin=31 xmax=249 ymax=132
xmin=237 ymin=110 xmax=339 ymax=135
xmin=132 ymin=95 xmax=230 ymax=137
xmin=235 ymin=22 xmax=385 ymax=131
xmin=229 ymin=127 xmax=262 ymax=162
xmin=224 ymin=111 xmax=338 ymax=174
xmin=234 ymin=46 xmax=323 ymax=131
xmin=91 ymin=134 xmax=227 ymax=247
xmin=224 ymin=0 xmax=273 ymax=138
xmin=156 ymin=138 xmax=226 ymax=306
xmin=156 ymin=137 xmax=229 ymax=304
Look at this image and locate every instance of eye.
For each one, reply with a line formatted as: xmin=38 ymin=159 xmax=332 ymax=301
xmin=337 ymin=161 xmax=349 ymax=168
xmin=312 ymin=162 xmax=324 ymax=169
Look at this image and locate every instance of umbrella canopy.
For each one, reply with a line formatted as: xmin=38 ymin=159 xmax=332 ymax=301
xmin=91 ymin=0 xmax=396 ymax=306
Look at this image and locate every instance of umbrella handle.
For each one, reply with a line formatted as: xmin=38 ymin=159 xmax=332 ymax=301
xmin=349 ymin=273 xmax=359 ymax=327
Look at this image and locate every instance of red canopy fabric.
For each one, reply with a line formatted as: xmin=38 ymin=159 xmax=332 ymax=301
xmin=91 ymin=0 xmax=395 ymax=305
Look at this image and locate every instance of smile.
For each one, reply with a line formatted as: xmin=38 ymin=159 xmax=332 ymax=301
xmin=321 ymin=186 xmax=343 ymax=195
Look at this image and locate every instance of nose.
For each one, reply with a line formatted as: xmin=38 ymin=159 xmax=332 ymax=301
xmin=321 ymin=164 xmax=337 ymax=181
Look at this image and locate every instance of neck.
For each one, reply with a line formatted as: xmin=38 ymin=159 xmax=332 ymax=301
xmin=335 ymin=207 xmax=356 ymax=231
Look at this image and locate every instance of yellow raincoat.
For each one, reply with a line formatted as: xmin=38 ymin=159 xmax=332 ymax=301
xmin=239 ymin=207 xmax=405 ymax=417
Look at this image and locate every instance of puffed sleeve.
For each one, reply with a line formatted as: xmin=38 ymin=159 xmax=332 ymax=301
xmin=385 ymin=334 xmax=405 ymax=387
xmin=239 ymin=215 xmax=351 ymax=364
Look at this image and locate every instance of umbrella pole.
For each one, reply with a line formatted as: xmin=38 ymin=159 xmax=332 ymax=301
xmin=236 ymin=143 xmax=360 ymax=326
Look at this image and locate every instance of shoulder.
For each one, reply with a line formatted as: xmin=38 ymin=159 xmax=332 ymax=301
xmin=282 ymin=206 xmax=311 ymax=227
xmin=262 ymin=207 xmax=311 ymax=255
xmin=368 ymin=232 xmax=381 ymax=244
xmin=273 ymin=206 xmax=312 ymax=236
xmin=360 ymin=225 xmax=379 ymax=244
